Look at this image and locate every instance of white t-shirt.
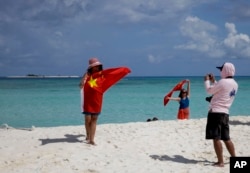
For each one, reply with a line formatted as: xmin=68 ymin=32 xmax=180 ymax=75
xmin=80 ymin=73 xmax=88 ymax=112
xmin=204 ymin=78 xmax=238 ymax=114
xmin=80 ymin=88 xmax=84 ymax=112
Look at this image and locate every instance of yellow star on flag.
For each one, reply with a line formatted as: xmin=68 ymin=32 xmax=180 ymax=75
xmin=88 ymin=76 xmax=98 ymax=88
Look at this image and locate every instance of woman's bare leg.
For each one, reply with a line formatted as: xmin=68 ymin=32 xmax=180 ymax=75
xmin=85 ymin=115 xmax=91 ymax=141
xmin=89 ymin=115 xmax=98 ymax=145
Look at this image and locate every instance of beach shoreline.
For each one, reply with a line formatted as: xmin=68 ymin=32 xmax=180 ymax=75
xmin=1 ymin=116 xmax=249 ymax=173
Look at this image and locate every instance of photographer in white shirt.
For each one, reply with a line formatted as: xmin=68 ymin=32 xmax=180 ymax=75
xmin=204 ymin=62 xmax=238 ymax=167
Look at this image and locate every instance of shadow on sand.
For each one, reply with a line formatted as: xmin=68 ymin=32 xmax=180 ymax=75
xmin=230 ymin=120 xmax=250 ymax=126
xmin=149 ymin=154 xmax=214 ymax=166
xmin=39 ymin=134 xmax=84 ymax=145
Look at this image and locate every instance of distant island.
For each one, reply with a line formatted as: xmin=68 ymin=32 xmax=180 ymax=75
xmin=27 ymin=74 xmax=40 ymax=77
xmin=5 ymin=74 xmax=80 ymax=78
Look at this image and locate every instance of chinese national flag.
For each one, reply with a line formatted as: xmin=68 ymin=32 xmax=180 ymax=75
xmin=83 ymin=67 xmax=131 ymax=113
xmin=163 ymin=80 xmax=187 ymax=106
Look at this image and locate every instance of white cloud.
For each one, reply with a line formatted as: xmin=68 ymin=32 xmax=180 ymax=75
xmin=224 ymin=23 xmax=250 ymax=47
xmin=147 ymin=54 xmax=163 ymax=63
xmin=223 ymin=22 xmax=250 ymax=58
xmin=86 ymin=0 xmax=212 ymax=23
xmin=176 ymin=17 xmax=250 ymax=59
xmin=175 ymin=16 xmax=225 ymax=58
xmin=7 ymin=0 xmax=195 ymax=24
xmin=225 ymin=23 xmax=237 ymax=35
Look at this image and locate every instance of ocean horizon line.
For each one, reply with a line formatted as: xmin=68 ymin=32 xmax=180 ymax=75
xmin=0 ymin=75 xmax=80 ymax=78
xmin=1 ymin=75 xmax=249 ymax=79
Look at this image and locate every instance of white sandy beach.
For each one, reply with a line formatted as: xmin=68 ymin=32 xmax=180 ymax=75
xmin=0 ymin=116 xmax=249 ymax=173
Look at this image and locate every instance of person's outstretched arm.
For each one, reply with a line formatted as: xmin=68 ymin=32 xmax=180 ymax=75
xmin=166 ymin=97 xmax=181 ymax=101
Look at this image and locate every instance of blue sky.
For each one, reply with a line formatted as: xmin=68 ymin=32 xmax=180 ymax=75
xmin=0 ymin=0 xmax=250 ymax=76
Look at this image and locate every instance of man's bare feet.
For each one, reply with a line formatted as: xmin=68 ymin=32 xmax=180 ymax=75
xmin=213 ymin=162 xmax=224 ymax=167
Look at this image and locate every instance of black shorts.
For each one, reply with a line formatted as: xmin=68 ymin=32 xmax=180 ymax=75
xmin=205 ymin=112 xmax=230 ymax=141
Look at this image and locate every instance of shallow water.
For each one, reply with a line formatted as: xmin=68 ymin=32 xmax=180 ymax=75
xmin=0 ymin=76 xmax=249 ymax=128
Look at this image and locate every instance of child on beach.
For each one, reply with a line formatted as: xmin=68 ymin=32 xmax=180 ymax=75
xmin=166 ymin=79 xmax=190 ymax=120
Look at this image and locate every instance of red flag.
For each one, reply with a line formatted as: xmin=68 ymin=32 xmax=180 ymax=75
xmin=163 ymin=80 xmax=187 ymax=106
xmin=83 ymin=67 xmax=131 ymax=113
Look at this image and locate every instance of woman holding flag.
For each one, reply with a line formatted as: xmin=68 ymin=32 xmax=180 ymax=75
xmin=81 ymin=57 xmax=131 ymax=145
xmin=166 ymin=79 xmax=190 ymax=120
xmin=80 ymin=58 xmax=103 ymax=145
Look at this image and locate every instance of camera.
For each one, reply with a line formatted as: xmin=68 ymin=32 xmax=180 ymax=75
xmin=205 ymin=96 xmax=213 ymax=102
xmin=208 ymin=74 xmax=214 ymax=80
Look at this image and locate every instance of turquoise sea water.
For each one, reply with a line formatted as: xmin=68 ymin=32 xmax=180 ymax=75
xmin=0 ymin=76 xmax=249 ymax=128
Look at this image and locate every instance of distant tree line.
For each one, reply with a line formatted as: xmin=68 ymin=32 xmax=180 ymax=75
xmin=26 ymin=74 xmax=41 ymax=77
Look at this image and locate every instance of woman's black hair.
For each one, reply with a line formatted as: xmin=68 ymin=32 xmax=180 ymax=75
xmin=87 ymin=65 xmax=103 ymax=74
xmin=178 ymin=89 xmax=187 ymax=98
